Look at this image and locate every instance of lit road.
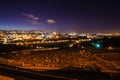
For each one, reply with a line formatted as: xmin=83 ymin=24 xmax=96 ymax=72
xmin=0 ymin=63 xmax=78 ymax=80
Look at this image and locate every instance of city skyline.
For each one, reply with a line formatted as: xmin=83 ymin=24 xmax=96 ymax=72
xmin=0 ymin=0 xmax=120 ymax=33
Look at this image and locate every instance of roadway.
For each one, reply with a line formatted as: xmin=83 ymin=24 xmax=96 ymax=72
xmin=0 ymin=63 xmax=78 ymax=80
xmin=1 ymin=63 xmax=120 ymax=80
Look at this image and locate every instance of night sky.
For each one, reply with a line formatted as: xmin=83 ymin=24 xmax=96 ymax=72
xmin=0 ymin=0 xmax=120 ymax=33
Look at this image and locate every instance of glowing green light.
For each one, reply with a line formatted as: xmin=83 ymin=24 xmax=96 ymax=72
xmin=92 ymin=42 xmax=102 ymax=48
xmin=95 ymin=44 xmax=100 ymax=48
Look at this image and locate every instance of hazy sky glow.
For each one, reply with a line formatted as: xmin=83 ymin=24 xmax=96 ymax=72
xmin=0 ymin=0 xmax=120 ymax=33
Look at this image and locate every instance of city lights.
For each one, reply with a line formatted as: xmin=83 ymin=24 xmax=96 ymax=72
xmin=0 ymin=0 xmax=120 ymax=80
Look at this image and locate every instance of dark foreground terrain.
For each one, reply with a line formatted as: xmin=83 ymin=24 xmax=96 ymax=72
xmin=0 ymin=63 xmax=120 ymax=80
